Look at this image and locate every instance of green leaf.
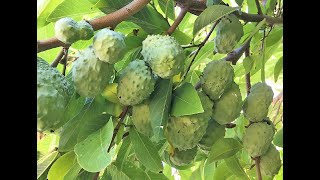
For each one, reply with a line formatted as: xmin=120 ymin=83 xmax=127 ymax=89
xmin=149 ymin=79 xmax=173 ymax=141
xmin=266 ymin=28 xmax=283 ymax=47
xmin=115 ymin=47 xmax=142 ymax=73
xmin=171 ymin=83 xmax=203 ymax=116
xmin=59 ymin=95 xmax=108 ymax=152
xmin=37 ymin=0 xmax=65 ymax=28
xmin=103 ymin=164 xmax=130 ymax=180
xmin=47 ymin=151 xmax=81 ymax=180
xmin=37 ymin=133 xmax=59 ymax=160
xmin=115 ymin=137 xmax=132 ymax=170
xmin=75 ymin=170 xmax=97 ymax=180
xmin=184 ymin=71 xmax=200 ymax=86
xmin=74 ymin=120 xmax=114 ymax=172
xmin=193 ymin=5 xmax=238 ymax=36
xmin=63 ymin=162 xmax=82 ymax=180
xmin=158 ymin=0 xmax=175 ymax=20
xmin=207 ymin=138 xmax=242 ymax=164
xmin=204 ymin=160 xmax=216 ymax=180
xmin=274 ymin=56 xmax=283 ymax=83
xmin=125 ymin=36 xmax=144 ymax=51
xmin=242 ymin=19 xmax=266 ymax=43
xmin=235 ymin=0 xmax=244 ymax=6
xmin=224 ymin=156 xmax=249 ymax=180
xmin=242 ymin=56 xmax=254 ymax=74
xmin=37 ymin=151 xmax=59 ymax=179
xmin=247 ymin=0 xmax=258 ymax=14
xmin=146 ymin=171 xmax=169 ymax=180
xmin=273 ymin=128 xmax=283 ymax=147
xmin=129 ymin=128 xmax=163 ymax=173
xmin=172 ymin=30 xmax=192 ymax=45
xmin=213 ymin=161 xmax=233 ymax=180
xmin=115 ymin=21 xmax=141 ymax=35
xmin=47 ymin=0 xmax=100 ymax=22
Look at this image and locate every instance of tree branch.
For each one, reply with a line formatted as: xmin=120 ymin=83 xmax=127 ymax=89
xmin=223 ymin=38 xmax=252 ymax=65
xmin=107 ymin=106 xmax=129 ymax=152
xmin=245 ymin=46 xmax=251 ymax=95
xmin=37 ymin=0 xmax=151 ymax=53
xmin=50 ymin=47 xmax=65 ymax=67
xmin=255 ymin=157 xmax=263 ymax=180
xmin=166 ymin=7 xmax=188 ymax=35
xmin=226 ymin=123 xmax=236 ymax=128
xmin=61 ymin=47 xmax=69 ymax=76
xmin=254 ymin=0 xmax=263 ymax=15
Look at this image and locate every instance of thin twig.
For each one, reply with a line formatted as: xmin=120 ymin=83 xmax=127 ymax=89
xmin=166 ymin=7 xmax=188 ymax=35
xmin=50 ymin=48 xmax=65 ymax=67
xmin=255 ymin=0 xmax=263 ymax=15
xmin=226 ymin=123 xmax=236 ymax=128
xmin=61 ymin=47 xmax=69 ymax=76
xmin=255 ymin=157 xmax=263 ymax=180
xmin=92 ymin=172 xmax=99 ymax=180
xmin=107 ymin=106 xmax=129 ymax=152
xmin=245 ymin=46 xmax=251 ymax=95
xmin=181 ymin=20 xmax=220 ymax=81
xmin=182 ymin=44 xmax=201 ymax=49
xmin=194 ymin=81 xmax=202 ymax=90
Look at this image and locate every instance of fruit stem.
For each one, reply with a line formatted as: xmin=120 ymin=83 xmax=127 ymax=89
xmin=50 ymin=47 xmax=65 ymax=67
xmin=255 ymin=157 xmax=263 ymax=180
xmin=107 ymin=106 xmax=129 ymax=152
xmin=244 ymin=46 xmax=251 ymax=95
xmin=166 ymin=7 xmax=188 ymax=35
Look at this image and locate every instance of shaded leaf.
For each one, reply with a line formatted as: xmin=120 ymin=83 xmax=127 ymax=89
xmin=193 ymin=5 xmax=238 ymax=36
xmin=171 ymin=83 xmax=203 ymax=116
xmin=274 ymin=56 xmax=283 ymax=83
xmin=37 ymin=0 xmax=64 ymax=28
xmin=158 ymin=0 xmax=175 ymax=20
xmin=37 ymin=151 xmax=59 ymax=179
xmin=207 ymin=138 xmax=242 ymax=164
xmin=115 ymin=137 xmax=132 ymax=170
xmin=243 ymin=56 xmax=254 ymax=74
xmin=130 ymin=128 xmax=163 ymax=173
xmin=115 ymin=47 xmax=142 ymax=73
xmin=273 ymin=128 xmax=283 ymax=148
xmin=213 ymin=161 xmax=233 ymax=180
xmin=74 ymin=120 xmax=114 ymax=172
xmin=224 ymin=155 xmax=249 ymax=180
xmin=235 ymin=0 xmax=244 ymax=6
xmin=37 ymin=133 xmax=59 ymax=160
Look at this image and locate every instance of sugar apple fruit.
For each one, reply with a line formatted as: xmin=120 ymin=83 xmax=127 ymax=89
xmin=141 ymin=35 xmax=185 ymax=79
xmin=55 ymin=17 xmax=79 ymax=44
xmin=214 ymin=14 xmax=244 ymax=54
xmin=37 ymin=57 xmax=70 ymax=132
xmin=198 ymin=119 xmax=225 ymax=152
xmin=77 ymin=20 xmax=94 ymax=40
xmin=243 ymin=121 xmax=275 ymax=157
xmin=117 ymin=60 xmax=155 ymax=106
xmin=201 ymin=59 xmax=234 ymax=101
xmin=93 ymin=29 xmax=126 ymax=64
xmin=131 ymin=100 xmax=153 ymax=137
xmin=243 ymin=82 xmax=274 ymax=122
xmin=260 ymin=144 xmax=282 ymax=176
xmin=170 ymin=147 xmax=197 ymax=166
xmin=72 ymin=47 xmax=114 ymax=97
xmin=166 ymin=92 xmax=213 ymax=150
xmin=212 ymin=82 xmax=242 ymax=125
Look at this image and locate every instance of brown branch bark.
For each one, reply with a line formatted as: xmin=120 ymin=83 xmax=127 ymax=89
xmin=226 ymin=123 xmax=236 ymax=128
xmin=50 ymin=47 xmax=65 ymax=67
xmin=107 ymin=106 xmax=129 ymax=152
xmin=235 ymin=11 xmax=283 ymax=25
xmin=166 ymin=7 xmax=188 ymax=35
xmin=255 ymin=157 xmax=263 ymax=180
xmin=254 ymin=0 xmax=263 ymax=15
xmin=61 ymin=47 xmax=69 ymax=76
xmin=223 ymin=38 xmax=251 ymax=65
xmin=37 ymin=0 xmax=151 ymax=53
xmin=92 ymin=172 xmax=99 ymax=180
xmin=245 ymin=46 xmax=251 ymax=95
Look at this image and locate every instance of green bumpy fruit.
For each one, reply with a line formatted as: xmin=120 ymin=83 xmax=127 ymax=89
xmin=141 ymin=35 xmax=185 ymax=79
xmin=212 ymin=82 xmax=242 ymax=125
xmin=131 ymin=100 xmax=153 ymax=137
xmin=72 ymin=47 xmax=114 ymax=97
xmin=170 ymin=147 xmax=197 ymax=166
xmin=77 ymin=20 xmax=94 ymax=40
xmin=55 ymin=17 xmax=79 ymax=44
xmin=201 ymin=59 xmax=234 ymax=101
xmin=214 ymin=14 xmax=244 ymax=54
xmin=243 ymin=82 xmax=274 ymax=122
xmin=260 ymin=144 xmax=282 ymax=176
xmin=166 ymin=92 xmax=213 ymax=150
xmin=93 ymin=29 xmax=126 ymax=64
xmin=243 ymin=122 xmax=275 ymax=157
xmin=117 ymin=60 xmax=155 ymax=106
xmin=37 ymin=57 xmax=70 ymax=132
xmin=198 ymin=119 xmax=225 ymax=152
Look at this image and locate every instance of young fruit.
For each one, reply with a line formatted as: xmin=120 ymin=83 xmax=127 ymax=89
xmin=141 ymin=35 xmax=185 ymax=79
xmin=54 ymin=17 xmax=79 ymax=44
xmin=93 ymin=29 xmax=126 ymax=64
xmin=131 ymin=100 xmax=153 ymax=137
xmin=198 ymin=119 xmax=225 ymax=152
xmin=117 ymin=60 xmax=155 ymax=106
xmin=260 ymin=144 xmax=282 ymax=176
xmin=77 ymin=20 xmax=94 ymax=40
xmin=170 ymin=147 xmax=198 ymax=166
xmin=72 ymin=47 xmax=114 ymax=97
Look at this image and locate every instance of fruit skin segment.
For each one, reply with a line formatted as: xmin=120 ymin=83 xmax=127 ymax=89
xmin=141 ymin=35 xmax=185 ymax=79
xmin=93 ymin=29 xmax=126 ymax=64
xmin=169 ymin=147 xmax=198 ymax=166
xmin=166 ymin=92 xmax=213 ymax=151
xmin=54 ymin=17 xmax=79 ymax=44
xmin=37 ymin=57 xmax=70 ymax=132
xmin=214 ymin=14 xmax=244 ymax=54
xmin=201 ymin=59 xmax=235 ymax=101
xmin=243 ymin=121 xmax=275 ymax=157
xmin=198 ymin=119 xmax=225 ymax=152
xmin=243 ymin=82 xmax=274 ymax=122
xmin=117 ymin=60 xmax=155 ymax=106
xmin=131 ymin=100 xmax=153 ymax=137
xmin=77 ymin=20 xmax=94 ymax=40
xmin=72 ymin=47 xmax=114 ymax=97
xmin=260 ymin=144 xmax=282 ymax=176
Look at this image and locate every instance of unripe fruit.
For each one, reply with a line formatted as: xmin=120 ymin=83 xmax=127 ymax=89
xmin=141 ymin=35 xmax=185 ymax=79
xmin=117 ymin=60 xmax=155 ymax=106
xmin=55 ymin=17 xmax=79 ymax=44
xmin=131 ymin=100 xmax=153 ymax=137
xmin=77 ymin=20 xmax=94 ymax=40
xmin=243 ymin=121 xmax=275 ymax=157
xmin=93 ymin=29 xmax=126 ymax=64
xmin=72 ymin=47 xmax=114 ymax=97
xmin=260 ymin=144 xmax=282 ymax=176
xmin=37 ymin=57 xmax=70 ymax=132
xmin=201 ymin=59 xmax=234 ymax=101
xmin=198 ymin=119 xmax=225 ymax=152
xmin=170 ymin=147 xmax=197 ymax=166
xmin=243 ymin=82 xmax=274 ymax=122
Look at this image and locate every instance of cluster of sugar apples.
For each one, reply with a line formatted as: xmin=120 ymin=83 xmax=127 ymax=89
xmin=38 ymin=14 xmax=281 ymax=176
